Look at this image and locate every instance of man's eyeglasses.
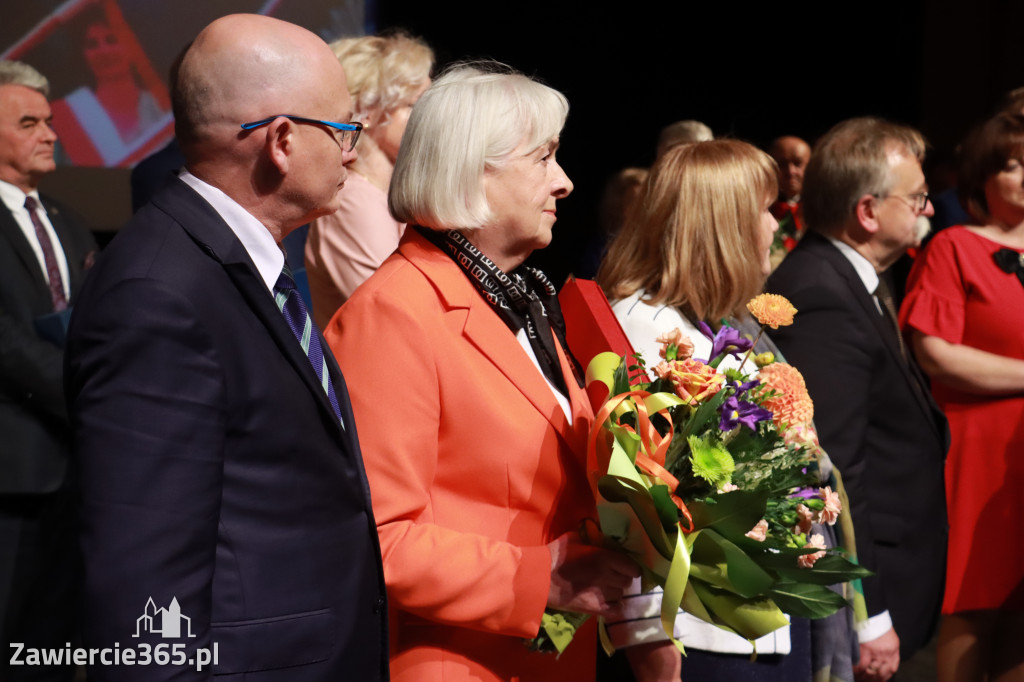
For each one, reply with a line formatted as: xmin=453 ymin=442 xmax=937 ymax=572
xmin=875 ymin=191 xmax=930 ymax=214
xmin=240 ymin=116 xmax=363 ymax=152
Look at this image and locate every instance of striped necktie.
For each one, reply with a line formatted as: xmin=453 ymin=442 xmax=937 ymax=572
xmin=24 ymin=195 xmax=67 ymax=311
xmin=273 ymin=265 xmax=344 ymax=429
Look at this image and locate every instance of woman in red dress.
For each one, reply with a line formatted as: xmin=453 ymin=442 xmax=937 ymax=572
xmin=900 ymin=112 xmax=1024 ymax=682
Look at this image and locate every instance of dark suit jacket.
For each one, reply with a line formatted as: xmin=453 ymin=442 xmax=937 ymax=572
xmin=0 ymin=194 xmax=95 ymax=494
xmin=766 ymin=232 xmax=948 ymax=658
xmin=65 ymin=178 xmax=388 ymax=680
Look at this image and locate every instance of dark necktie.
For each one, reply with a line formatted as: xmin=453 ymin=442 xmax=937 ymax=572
xmin=872 ymin=277 xmax=907 ymax=362
xmin=874 ymin=276 xmax=933 ymax=402
xmin=24 ymin=196 xmax=67 ymax=311
xmin=273 ymin=265 xmax=344 ymax=429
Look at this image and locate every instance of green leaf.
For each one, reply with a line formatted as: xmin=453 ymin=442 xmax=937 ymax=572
xmin=663 ymin=426 xmax=689 ymax=473
xmin=689 ymin=580 xmax=790 ymax=640
xmin=689 ymin=562 xmax=734 ymax=591
xmin=723 ymin=368 xmax=745 ymax=383
xmin=612 ymin=358 xmax=632 ymax=396
xmin=758 ymin=552 xmax=874 ymax=585
xmin=768 ymin=581 xmax=849 ymax=619
xmin=597 ymin=475 xmax=675 ymax=560
xmin=688 ymin=491 xmax=768 ymax=536
xmin=649 ymin=484 xmax=682 ymax=531
xmin=679 ymin=389 xmax=730 ymax=442
xmin=691 ymin=529 xmax=774 ymax=598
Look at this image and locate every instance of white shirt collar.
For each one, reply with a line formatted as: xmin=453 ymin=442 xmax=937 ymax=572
xmin=0 ymin=178 xmax=38 ymax=213
xmin=178 ymin=169 xmax=284 ymax=293
xmin=825 ymin=234 xmax=879 ymax=294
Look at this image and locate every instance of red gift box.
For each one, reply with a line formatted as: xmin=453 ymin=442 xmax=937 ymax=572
xmin=558 ymin=276 xmax=643 ymax=409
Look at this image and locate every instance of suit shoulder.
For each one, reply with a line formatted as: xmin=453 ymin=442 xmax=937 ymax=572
xmin=76 ymin=206 xmax=225 ymax=319
xmin=39 ymin=195 xmax=96 ymax=245
xmin=92 ymin=211 xmax=179 ymax=277
xmin=768 ymin=249 xmax=845 ymax=299
xmin=343 ymin=251 xmax=444 ymax=313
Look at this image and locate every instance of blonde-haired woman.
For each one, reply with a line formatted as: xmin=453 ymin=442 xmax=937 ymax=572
xmin=304 ymin=31 xmax=433 ymax=327
xmin=599 ymin=140 xmax=776 ymax=353
xmin=597 ymin=140 xmax=855 ymax=682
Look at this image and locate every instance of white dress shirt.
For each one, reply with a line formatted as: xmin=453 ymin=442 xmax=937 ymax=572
xmin=178 ymin=170 xmax=284 ymax=294
xmin=0 ymin=179 xmax=70 ymax=299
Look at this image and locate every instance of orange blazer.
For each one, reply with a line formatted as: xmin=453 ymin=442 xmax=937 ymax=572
xmin=325 ymin=229 xmax=597 ymax=682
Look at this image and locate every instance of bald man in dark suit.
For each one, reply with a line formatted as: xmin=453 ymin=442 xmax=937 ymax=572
xmin=66 ymin=15 xmax=387 ymax=681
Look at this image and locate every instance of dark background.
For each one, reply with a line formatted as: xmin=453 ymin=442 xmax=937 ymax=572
xmin=7 ymin=0 xmax=1024 ymax=277
xmin=378 ymin=0 xmax=1024 ymax=282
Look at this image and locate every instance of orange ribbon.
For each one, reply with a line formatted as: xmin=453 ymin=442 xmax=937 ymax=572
xmin=588 ymin=390 xmax=694 ymax=532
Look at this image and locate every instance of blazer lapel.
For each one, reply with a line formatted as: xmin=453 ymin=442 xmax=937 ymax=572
xmin=403 ymin=231 xmax=583 ymax=451
xmin=44 ymin=199 xmax=85 ymax=293
xmin=554 ymin=333 xmax=594 ymax=458
xmin=322 ymin=341 xmax=366 ymax=460
xmin=153 ymin=180 xmax=349 ymax=444
xmin=0 ymin=202 xmax=49 ymax=295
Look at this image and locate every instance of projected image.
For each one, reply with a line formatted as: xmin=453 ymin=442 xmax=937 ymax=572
xmin=5 ymin=1 xmax=172 ymax=167
xmin=2 ymin=0 xmax=366 ymax=168
xmin=54 ymin=6 xmax=172 ymax=167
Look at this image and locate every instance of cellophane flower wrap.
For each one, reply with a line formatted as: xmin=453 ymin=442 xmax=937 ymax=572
xmin=577 ymin=294 xmax=869 ymax=653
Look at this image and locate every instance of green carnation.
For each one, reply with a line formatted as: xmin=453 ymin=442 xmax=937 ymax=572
xmin=688 ymin=433 xmax=735 ymax=487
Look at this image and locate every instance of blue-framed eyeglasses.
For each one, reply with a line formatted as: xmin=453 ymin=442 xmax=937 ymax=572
xmin=240 ymin=116 xmax=363 ymax=151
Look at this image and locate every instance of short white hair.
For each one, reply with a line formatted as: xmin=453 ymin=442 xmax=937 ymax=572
xmin=0 ymin=60 xmax=49 ymax=97
xmin=389 ymin=62 xmax=568 ymax=229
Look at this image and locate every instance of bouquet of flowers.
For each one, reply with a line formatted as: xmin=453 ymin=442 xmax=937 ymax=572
xmin=532 ymin=294 xmax=868 ymax=654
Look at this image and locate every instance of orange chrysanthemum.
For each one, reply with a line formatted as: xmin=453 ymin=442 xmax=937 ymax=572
xmin=747 ymin=294 xmax=798 ymax=329
xmin=757 ymin=362 xmax=814 ymax=427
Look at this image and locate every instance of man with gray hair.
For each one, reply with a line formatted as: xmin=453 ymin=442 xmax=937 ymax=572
xmin=66 ymin=15 xmax=387 ymax=680
xmin=767 ymin=118 xmax=948 ymax=682
xmin=0 ymin=59 xmax=96 ymax=682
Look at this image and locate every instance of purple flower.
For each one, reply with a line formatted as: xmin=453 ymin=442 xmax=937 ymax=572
xmin=719 ymin=395 xmax=774 ymax=431
xmin=789 ymin=487 xmax=819 ymax=500
xmin=731 ymin=378 xmax=761 ymax=397
xmin=697 ymin=321 xmax=754 ymax=365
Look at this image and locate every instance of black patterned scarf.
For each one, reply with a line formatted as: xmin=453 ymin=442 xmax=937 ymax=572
xmin=416 ymin=226 xmax=581 ymax=394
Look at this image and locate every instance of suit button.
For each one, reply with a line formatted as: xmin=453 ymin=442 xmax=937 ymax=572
xmin=374 ymin=596 xmax=384 ymax=614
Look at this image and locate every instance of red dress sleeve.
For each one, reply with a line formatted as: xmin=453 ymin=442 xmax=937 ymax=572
xmin=899 ymin=229 xmax=967 ymax=345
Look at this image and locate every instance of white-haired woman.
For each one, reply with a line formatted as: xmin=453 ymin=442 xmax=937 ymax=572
xmin=304 ymin=32 xmax=433 ymax=327
xmin=325 ymin=63 xmax=637 ymax=682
